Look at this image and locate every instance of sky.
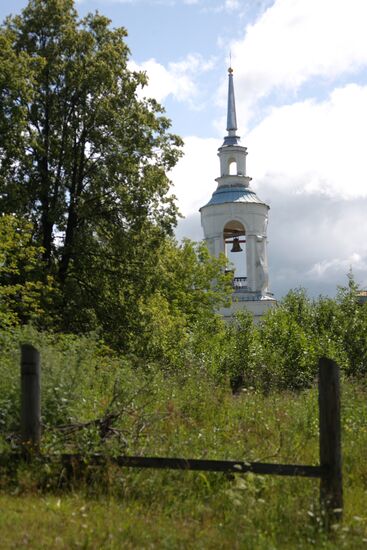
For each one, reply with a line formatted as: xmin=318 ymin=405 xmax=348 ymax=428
xmin=2 ymin=0 xmax=367 ymax=298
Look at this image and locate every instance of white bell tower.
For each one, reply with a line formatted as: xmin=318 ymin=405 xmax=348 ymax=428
xmin=200 ymin=68 xmax=276 ymax=321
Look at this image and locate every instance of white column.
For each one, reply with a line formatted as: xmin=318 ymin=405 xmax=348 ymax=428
xmin=255 ymin=236 xmax=269 ymax=295
xmin=214 ymin=235 xmax=225 ymax=257
xmin=262 ymin=238 xmax=269 ymax=294
xmin=205 ymin=238 xmax=215 ymax=257
xmin=246 ymin=234 xmax=257 ymax=291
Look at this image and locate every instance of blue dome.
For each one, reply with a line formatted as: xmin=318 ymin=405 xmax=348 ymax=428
xmin=201 ymin=185 xmax=266 ymax=209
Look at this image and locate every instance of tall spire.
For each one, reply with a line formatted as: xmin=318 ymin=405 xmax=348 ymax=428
xmin=223 ymin=67 xmax=240 ymax=146
xmin=226 ymin=67 xmax=237 ymax=132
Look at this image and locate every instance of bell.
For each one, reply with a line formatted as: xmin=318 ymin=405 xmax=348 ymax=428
xmin=230 ymin=237 xmax=242 ymax=253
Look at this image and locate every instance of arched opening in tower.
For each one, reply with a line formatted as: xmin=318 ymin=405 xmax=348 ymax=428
xmin=223 ymin=220 xmax=246 ymax=285
xmin=228 ymin=159 xmax=237 ymax=175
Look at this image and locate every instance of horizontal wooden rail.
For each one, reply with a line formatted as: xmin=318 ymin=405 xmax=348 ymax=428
xmin=1 ymin=453 xmax=323 ymax=478
xmin=68 ymin=454 xmax=324 ymax=477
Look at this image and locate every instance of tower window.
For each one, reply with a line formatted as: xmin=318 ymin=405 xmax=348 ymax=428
xmin=229 ymin=160 xmax=237 ymax=175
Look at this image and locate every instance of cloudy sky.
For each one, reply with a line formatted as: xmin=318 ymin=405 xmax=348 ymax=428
xmin=2 ymin=0 xmax=367 ymax=298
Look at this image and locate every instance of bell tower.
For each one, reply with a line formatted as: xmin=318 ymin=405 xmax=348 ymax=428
xmin=200 ymin=68 xmax=276 ymax=321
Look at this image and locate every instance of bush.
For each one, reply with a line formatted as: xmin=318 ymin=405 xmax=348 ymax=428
xmin=220 ymin=310 xmax=261 ymax=393
xmin=259 ymin=307 xmax=318 ymax=391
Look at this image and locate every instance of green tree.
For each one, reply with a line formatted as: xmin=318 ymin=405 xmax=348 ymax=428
xmin=311 ymin=295 xmax=347 ymax=368
xmin=0 ymin=214 xmax=55 ymax=328
xmin=259 ymin=305 xmax=318 ymax=391
xmin=336 ymin=272 xmax=367 ymax=376
xmin=130 ymin=240 xmax=232 ymax=367
xmin=280 ymin=288 xmax=314 ymax=330
xmin=0 ymin=0 xmax=182 ymax=338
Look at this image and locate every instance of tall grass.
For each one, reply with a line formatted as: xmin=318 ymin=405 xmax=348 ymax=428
xmin=0 ymin=327 xmax=366 ymax=548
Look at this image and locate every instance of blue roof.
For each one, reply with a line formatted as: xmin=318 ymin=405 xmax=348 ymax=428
xmin=201 ymin=186 xmax=266 ymax=208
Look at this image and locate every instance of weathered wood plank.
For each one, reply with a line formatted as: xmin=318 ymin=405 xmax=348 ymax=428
xmin=20 ymin=344 xmax=41 ymax=450
xmin=59 ymin=454 xmax=323 ymax=477
xmin=0 ymin=453 xmax=323 ymax=478
xmin=318 ymin=357 xmax=343 ymax=526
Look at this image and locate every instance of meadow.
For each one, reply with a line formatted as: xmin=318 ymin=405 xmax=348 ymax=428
xmin=0 ymin=326 xmax=366 ymax=549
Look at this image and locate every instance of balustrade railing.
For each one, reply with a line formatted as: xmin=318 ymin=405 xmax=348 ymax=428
xmin=233 ymin=276 xmax=247 ymax=289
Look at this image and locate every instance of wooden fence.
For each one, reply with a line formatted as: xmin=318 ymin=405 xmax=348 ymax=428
xmin=7 ymin=345 xmax=344 ymax=528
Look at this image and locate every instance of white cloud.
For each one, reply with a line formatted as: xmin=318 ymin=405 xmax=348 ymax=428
xmin=226 ymin=0 xmax=367 ymax=123
xmin=308 ymin=253 xmax=367 ymax=279
xmin=129 ymin=54 xmax=214 ymax=104
xmin=247 ymin=83 xmax=367 ymax=199
xmin=170 ymin=136 xmax=219 ymax=216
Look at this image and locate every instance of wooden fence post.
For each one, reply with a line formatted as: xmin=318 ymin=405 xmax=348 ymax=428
xmin=318 ymin=357 xmax=343 ymax=528
xmin=20 ymin=344 xmax=41 ymax=451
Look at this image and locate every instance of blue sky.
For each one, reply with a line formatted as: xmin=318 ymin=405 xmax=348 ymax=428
xmin=2 ymin=0 xmax=367 ymax=298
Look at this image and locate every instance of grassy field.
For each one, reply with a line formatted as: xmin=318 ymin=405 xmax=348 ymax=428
xmin=1 ymin=369 xmax=366 ymax=549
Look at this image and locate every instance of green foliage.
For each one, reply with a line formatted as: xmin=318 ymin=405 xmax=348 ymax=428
xmin=0 ymin=326 xmax=116 ymax=436
xmin=311 ymin=295 xmax=348 ymax=367
xmin=280 ymin=287 xmax=314 ymax=329
xmin=220 ymin=310 xmax=261 ymax=392
xmin=256 ymin=278 xmax=367 ymax=387
xmin=0 ymin=1 xmax=235 ymax=353
xmin=130 ymin=271 xmax=367 ymax=388
xmin=0 ymin=328 xmax=366 ymax=548
xmin=155 ymin=239 xmax=232 ymax=321
xmin=336 ymin=273 xmax=367 ymax=376
xmin=0 ymin=214 xmax=55 ymax=328
xmin=259 ymin=306 xmax=318 ymax=391
xmin=132 ymin=240 xmax=232 ymax=367
xmin=0 ymin=0 xmax=183 ymax=339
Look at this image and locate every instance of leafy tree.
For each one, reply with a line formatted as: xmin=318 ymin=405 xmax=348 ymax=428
xmin=257 ymin=278 xmax=367 ymax=388
xmin=336 ymin=272 xmax=367 ymax=376
xmin=130 ymin=240 xmax=232 ymax=367
xmin=152 ymin=240 xmax=232 ymax=321
xmin=280 ymin=288 xmax=314 ymax=330
xmin=0 ymin=214 xmax=55 ymax=328
xmin=0 ymin=0 xmax=182 ymax=338
xmin=259 ymin=306 xmax=318 ymax=391
xmin=311 ymin=295 xmax=347 ymax=368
